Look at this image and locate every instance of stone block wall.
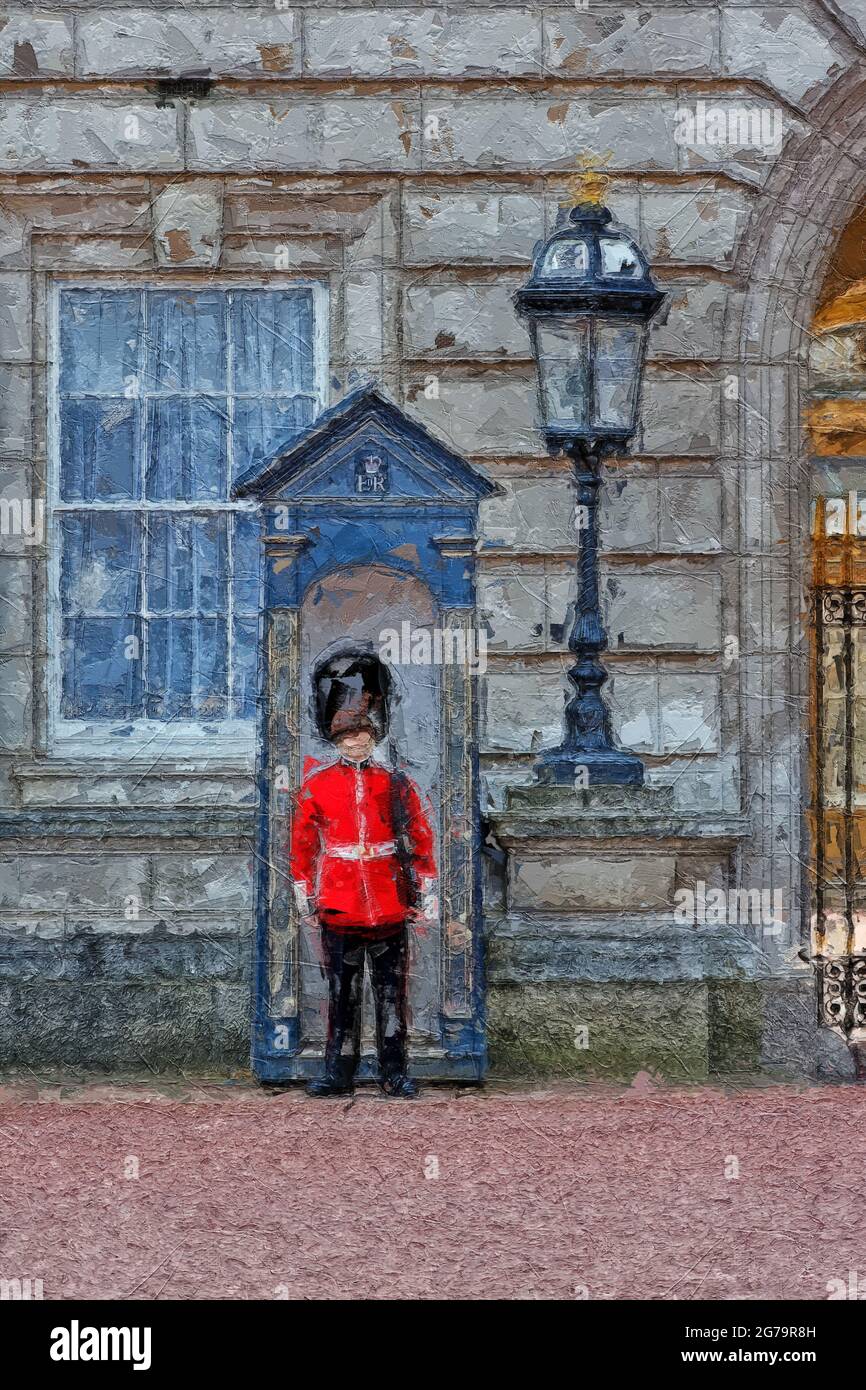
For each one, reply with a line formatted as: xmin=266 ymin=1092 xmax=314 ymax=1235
xmin=0 ymin=819 xmax=254 ymax=1068
xmin=1 ymin=0 xmax=865 ymax=1073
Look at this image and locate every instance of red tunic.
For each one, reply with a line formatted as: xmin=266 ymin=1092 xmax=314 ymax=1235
xmin=290 ymin=758 xmax=437 ymax=935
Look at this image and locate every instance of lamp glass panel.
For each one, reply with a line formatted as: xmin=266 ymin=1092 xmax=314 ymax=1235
xmin=599 ymin=238 xmax=643 ymax=277
xmin=594 ymin=319 xmax=644 ymax=432
xmin=535 ymin=318 xmax=591 ymax=433
xmin=540 ymin=238 xmax=589 ymax=278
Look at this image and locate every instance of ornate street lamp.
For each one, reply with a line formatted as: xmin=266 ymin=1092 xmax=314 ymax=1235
xmin=515 ymin=170 xmax=665 ymax=786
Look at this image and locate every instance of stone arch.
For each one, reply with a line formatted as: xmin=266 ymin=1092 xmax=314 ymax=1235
xmin=725 ymin=65 xmax=866 ymax=962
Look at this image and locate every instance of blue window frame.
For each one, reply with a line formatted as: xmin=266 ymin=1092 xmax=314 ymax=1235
xmin=50 ymin=283 xmax=326 ymax=753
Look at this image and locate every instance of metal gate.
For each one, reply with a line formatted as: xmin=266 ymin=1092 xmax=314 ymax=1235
xmin=810 ymin=495 xmax=866 ymax=1043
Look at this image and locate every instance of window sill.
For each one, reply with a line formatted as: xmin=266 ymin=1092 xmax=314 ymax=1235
xmin=49 ymin=722 xmax=257 ymax=763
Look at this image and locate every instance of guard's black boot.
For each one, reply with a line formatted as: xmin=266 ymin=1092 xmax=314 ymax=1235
xmin=305 ymin=1077 xmax=353 ymax=1097
xmin=307 ymin=1048 xmax=356 ymax=1097
xmin=381 ymin=1074 xmax=419 ymax=1098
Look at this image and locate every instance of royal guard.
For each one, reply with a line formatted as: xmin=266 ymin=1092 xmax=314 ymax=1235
xmin=290 ymin=652 xmax=437 ymax=1098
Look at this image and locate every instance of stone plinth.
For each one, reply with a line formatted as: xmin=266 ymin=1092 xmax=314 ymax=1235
xmin=485 ymin=782 xmax=765 ymax=1081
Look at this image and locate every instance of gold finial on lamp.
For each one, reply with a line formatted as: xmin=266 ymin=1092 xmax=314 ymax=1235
xmin=560 ymin=154 xmax=612 ymax=209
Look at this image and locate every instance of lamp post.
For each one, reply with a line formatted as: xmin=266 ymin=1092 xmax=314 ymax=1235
xmin=515 ymin=174 xmax=665 ymax=787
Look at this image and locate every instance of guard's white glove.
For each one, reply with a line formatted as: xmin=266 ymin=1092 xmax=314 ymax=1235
xmin=293 ymin=881 xmax=314 ymax=918
xmin=419 ymin=877 xmax=438 ymax=924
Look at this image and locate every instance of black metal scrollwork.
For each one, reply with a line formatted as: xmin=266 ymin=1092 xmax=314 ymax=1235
xmin=822 ymin=590 xmax=845 ymax=624
xmin=852 ymin=956 xmax=866 ymax=1029
xmin=818 ymin=955 xmax=866 ymax=1036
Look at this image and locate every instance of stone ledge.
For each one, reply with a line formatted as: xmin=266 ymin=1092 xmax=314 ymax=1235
xmin=0 ymin=916 xmax=249 ymax=938
xmin=491 ymin=809 xmax=751 ymax=845
xmin=0 ymin=932 xmax=245 ymax=983
xmin=12 ymin=758 xmax=254 ymax=810
xmin=487 ymin=915 xmax=771 ymax=983
xmin=0 ymin=808 xmax=256 ymax=841
xmin=489 ymin=782 xmax=750 ymax=843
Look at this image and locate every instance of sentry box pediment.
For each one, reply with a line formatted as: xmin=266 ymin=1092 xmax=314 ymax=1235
xmin=233 ymin=383 xmax=497 ymax=507
xmin=233 ymin=385 xmax=499 ymax=1085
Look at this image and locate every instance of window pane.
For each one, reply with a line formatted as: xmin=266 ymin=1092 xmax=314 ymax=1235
xmin=232 ymin=511 xmax=261 ymax=615
xmin=60 ymin=290 xmax=140 ymax=394
xmin=59 ymin=511 xmax=143 ymax=719
xmin=232 ymin=616 xmax=259 ymax=720
xmin=233 ymin=395 xmax=315 ymax=478
xmin=232 ymin=290 xmax=315 ymax=394
xmin=146 ymin=290 xmax=226 ymax=393
xmin=145 ymin=397 xmax=228 ymax=501
xmin=60 ymin=511 xmax=141 ymax=616
xmin=60 ymin=398 xmax=138 ymax=502
xmin=147 ymin=514 xmax=228 ymax=616
xmin=147 ymin=617 xmax=227 ymax=721
xmin=61 ymin=617 xmax=144 ymax=719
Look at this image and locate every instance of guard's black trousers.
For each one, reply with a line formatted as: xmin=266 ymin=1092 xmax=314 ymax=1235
xmin=320 ymin=924 xmax=409 ymax=1086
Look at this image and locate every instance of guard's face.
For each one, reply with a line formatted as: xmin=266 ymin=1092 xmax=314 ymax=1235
xmin=335 ymin=731 xmax=376 ymax=762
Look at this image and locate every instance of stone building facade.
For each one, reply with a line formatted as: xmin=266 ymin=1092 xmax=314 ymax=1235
xmin=3 ymin=0 xmax=866 ymax=1079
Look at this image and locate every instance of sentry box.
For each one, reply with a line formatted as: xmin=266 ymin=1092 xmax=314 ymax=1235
xmin=233 ymin=386 xmax=498 ymax=1083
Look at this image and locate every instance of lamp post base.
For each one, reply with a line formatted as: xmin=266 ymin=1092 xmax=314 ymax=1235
xmin=535 ymin=745 xmax=645 ymax=788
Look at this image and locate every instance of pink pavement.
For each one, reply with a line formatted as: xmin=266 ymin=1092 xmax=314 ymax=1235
xmin=0 ymin=1079 xmax=864 ymax=1301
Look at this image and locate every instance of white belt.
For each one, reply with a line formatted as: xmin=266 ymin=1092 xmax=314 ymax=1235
xmin=325 ymin=841 xmax=397 ymax=862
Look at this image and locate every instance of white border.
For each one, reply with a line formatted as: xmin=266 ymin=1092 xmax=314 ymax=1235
xmin=47 ymin=275 xmax=330 ymax=762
